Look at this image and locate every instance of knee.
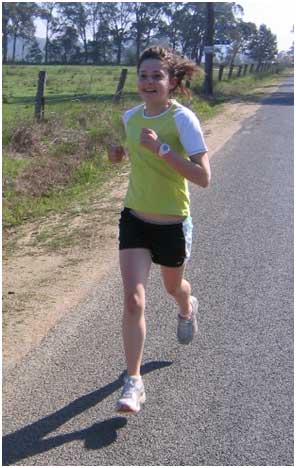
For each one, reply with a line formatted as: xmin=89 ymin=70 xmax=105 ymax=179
xmin=124 ymin=291 xmax=145 ymax=315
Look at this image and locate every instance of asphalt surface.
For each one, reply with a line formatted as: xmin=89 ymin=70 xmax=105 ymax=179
xmin=3 ymin=77 xmax=294 ymax=466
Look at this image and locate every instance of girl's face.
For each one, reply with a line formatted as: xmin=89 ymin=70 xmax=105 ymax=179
xmin=137 ymin=59 xmax=177 ymax=108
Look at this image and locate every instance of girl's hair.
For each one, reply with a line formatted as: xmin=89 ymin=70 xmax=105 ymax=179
xmin=137 ymin=46 xmax=202 ymax=97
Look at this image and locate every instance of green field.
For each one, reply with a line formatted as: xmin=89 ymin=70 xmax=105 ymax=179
xmin=3 ymin=65 xmax=138 ymax=126
xmin=2 ymin=64 xmax=288 ymax=228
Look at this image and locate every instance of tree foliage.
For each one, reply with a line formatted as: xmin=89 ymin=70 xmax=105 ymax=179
xmin=2 ymin=2 xmax=39 ymax=63
xmin=2 ymin=2 xmax=280 ymax=65
xmin=38 ymin=2 xmax=57 ymax=64
xmin=26 ymin=38 xmax=43 ymax=63
xmin=248 ymin=24 xmax=278 ymax=64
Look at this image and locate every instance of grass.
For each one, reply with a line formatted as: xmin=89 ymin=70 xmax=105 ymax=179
xmin=3 ymin=155 xmax=30 ymax=178
xmin=2 ymin=64 xmax=290 ymax=229
xmin=214 ymin=70 xmax=286 ymax=101
xmin=3 ymin=137 xmax=129 ymax=227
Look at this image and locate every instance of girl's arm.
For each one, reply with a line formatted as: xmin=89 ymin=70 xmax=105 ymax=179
xmin=163 ymin=150 xmax=211 ymax=188
xmin=140 ymin=128 xmax=211 ymax=188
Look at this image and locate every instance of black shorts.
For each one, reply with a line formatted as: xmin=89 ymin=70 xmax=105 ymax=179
xmin=119 ymin=208 xmax=193 ymax=268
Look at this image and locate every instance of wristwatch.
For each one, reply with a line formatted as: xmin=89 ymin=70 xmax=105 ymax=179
xmin=158 ymin=143 xmax=171 ymax=157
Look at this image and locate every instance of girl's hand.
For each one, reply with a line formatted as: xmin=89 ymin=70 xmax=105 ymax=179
xmin=107 ymin=144 xmax=125 ymax=163
xmin=140 ymin=128 xmax=161 ymax=154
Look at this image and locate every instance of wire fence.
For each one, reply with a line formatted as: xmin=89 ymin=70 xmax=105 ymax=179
xmin=3 ymin=62 xmax=283 ymax=122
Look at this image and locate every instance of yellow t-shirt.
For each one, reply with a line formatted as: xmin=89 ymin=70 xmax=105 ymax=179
xmin=123 ymin=100 xmax=207 ymax=216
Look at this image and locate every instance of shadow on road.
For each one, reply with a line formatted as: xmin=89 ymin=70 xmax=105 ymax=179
xmin=260 ymin=90 xmax=294 ymax=106
xmin=3 ymin=360 xmax=172 ymax=466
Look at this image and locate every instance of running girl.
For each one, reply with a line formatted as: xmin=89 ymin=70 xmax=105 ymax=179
xmin=108 ymin=46 xmax=211 ymax=414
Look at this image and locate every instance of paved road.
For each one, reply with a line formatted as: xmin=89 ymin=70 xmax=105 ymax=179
xmin=3 ymin=77 xmax=294 ymax=466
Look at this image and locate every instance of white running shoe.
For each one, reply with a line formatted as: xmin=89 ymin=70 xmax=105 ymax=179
xmin=117 ymin=375 xmax=146 ymax=414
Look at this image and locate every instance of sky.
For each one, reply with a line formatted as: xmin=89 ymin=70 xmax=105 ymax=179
xmin=237 ymin=0 xmax=294 ymax=51
xmin=34 ymin=0 xmax=295 ymax=52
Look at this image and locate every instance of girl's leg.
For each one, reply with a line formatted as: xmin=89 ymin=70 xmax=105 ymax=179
xmin=161 ymin=264 xmax=192 ymax=318
xmin=120 ymin=248 xmax=152 ymax=377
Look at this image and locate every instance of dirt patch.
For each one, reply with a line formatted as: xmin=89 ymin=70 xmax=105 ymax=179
xmin=2 ymin=91 xmax=269 ymax=373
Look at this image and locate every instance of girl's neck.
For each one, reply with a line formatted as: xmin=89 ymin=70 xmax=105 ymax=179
xmin=144 ymin=99 xmax=172 ymax=117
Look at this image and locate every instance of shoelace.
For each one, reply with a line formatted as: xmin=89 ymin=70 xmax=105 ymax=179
xmin=122 ymin=379 xmax=139 ymax=398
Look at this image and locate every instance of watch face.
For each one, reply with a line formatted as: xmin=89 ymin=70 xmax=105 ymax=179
xmin=159 ymin=143 xmax=170 ymax=156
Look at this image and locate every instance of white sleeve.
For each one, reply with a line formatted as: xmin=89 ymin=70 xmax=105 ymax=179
xmin=174 ymin=105 xmax=208 ymax=157
xmin=123 ymin=104 xmax=143 ymax=131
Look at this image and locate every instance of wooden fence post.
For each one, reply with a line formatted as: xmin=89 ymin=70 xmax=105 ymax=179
xmin=237 ymin=65 xmax=243 ymax=77
xmin=218 ymin=65 xmax=224 ymax=81
xmin=243 ymin=64 xmax=248 ymax=76
xmin=228 ymin=64 xmax=234 ymax=79
xmin=35 ymin=70 xmax=46 ymax=121
xmin=250 ymin=64 xmax=254 ymax=73
xmin=113 ymin=68 xmax=128 ymax=104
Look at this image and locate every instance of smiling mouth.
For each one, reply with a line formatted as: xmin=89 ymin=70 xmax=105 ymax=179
xmin=144 ymin=89 xmax=157 ymax=93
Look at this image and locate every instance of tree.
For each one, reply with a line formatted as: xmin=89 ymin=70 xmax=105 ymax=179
xmin=26 ymin=38 xmax=43 ymax=63
xmin=47 ymin=38 xmax=62 ymax=63
xmin=57 ymin=2 xmax=90 ymax=63
xmin=224 ymin=20 xmax=257 ymax=66
xmin=3 ymin=2 xmax=37 ymax=63
xmin=214 ymin=2 xmax=243 ymax=43
xmin=184 ymin=3 xmax=208 ymax=63
xmin=92 ymin=19 xmax=112 ymax=64
xmin=203 ymin=2 xmax=214 ymax=96
xmin=38 ymin=2 xmax=57 ymax=64
xmin=3 ymin=1 xmax=281 ymax=68
xmin=84 ymin=2 xmax=111 ymax=64
xmin=158 ymin=3 xmax=188 ymax=51
xmin=107 ymin=3 xmax=133 ymax=64
xmin=288 ymin=41 xmax=294 ymax=61
xmin=48 ymin=26 xmax=79 ymax=63
xmin=248 ymin=24 xmax=278 ymax=65
xmin=86 ymin=2 xmax=105 ymax=41
xmin=130 ymin=3 xmax=163 ymax=62
xmin=159 ymin=3 xmax=207 ymax=62
xmin=2 ymin=3 xmax=10 ymax=63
